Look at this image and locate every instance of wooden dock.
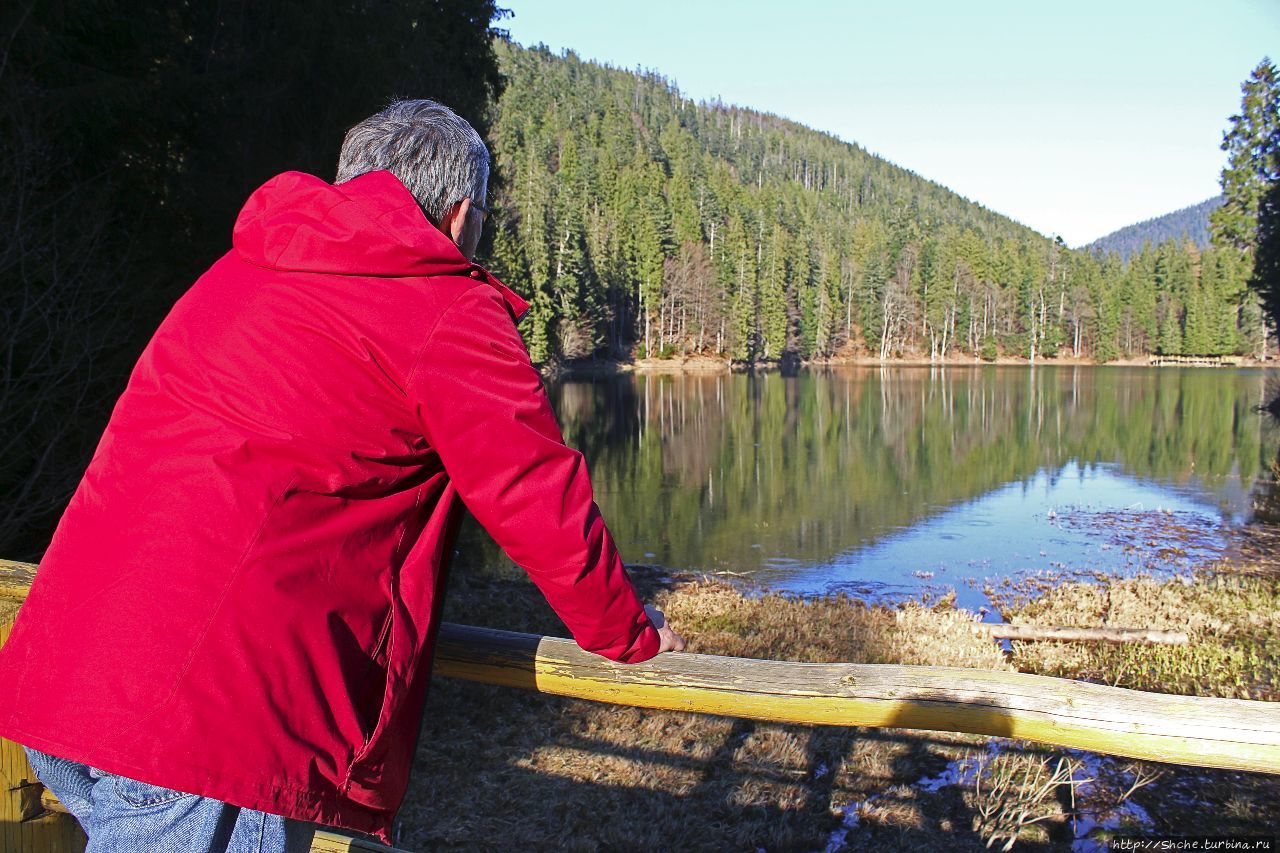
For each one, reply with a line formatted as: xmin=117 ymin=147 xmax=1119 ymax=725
xmin=1149 ymin=354 xmax=1245 ymax=366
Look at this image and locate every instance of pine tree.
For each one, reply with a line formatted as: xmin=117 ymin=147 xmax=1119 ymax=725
xmin=759 ymin=222 xmax=790 ymax=359
xmin=550 ymin=132 xmax=606 ymax=358
xmin=1211 ymin=58 xmax=1280 ymax=340
xmin=1196 ymin=247 xmax=1242 ymax=355
xmin=726 ymin=216 xmax=760 ymax=361
xmin=482 ymin=41 xmax=1259 ymax=365
xmin=1254 ymin=179 xmax=1280 ymax=330
xmin=517 ymin=137 xmax=556 ymax=362
xmin=1182 ymin=242 xmax=1214 ymax=355
xmin=812 ymin=232 xmax=842 ymax=357
xmin=1125 ymin=244 xmax=1159 ymax=355
xmin=1154 ymin=240 xmax=1193 ymax=355
xmin=1092 ymin=252 xmax=1122 ymax=362
xmin=1211 ymin=58 xmax=1280 ymax=253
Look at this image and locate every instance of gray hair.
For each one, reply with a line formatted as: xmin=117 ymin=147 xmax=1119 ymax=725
xmin=335 ymin=99 xmax=489 ymax=223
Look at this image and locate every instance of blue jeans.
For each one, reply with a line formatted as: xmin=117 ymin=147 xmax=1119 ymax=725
xmin=24 ymin=746 xmax=317 ymax=853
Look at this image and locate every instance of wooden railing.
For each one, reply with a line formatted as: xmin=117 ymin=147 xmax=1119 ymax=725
xmin=4 ymin=558 xmax=1280 ymax=851
xmin=437 ymin=624 xmax=1280 ymax=774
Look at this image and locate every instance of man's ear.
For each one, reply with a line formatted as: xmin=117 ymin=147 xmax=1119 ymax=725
xmin=440 ymin=198 xmax=471 ymax=248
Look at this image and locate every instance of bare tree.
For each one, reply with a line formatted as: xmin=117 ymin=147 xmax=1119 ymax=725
xmin=880 ymin=245 xmax=917 ymax=360
xmin=0 ymin=85 xmax=129 ymax=557
xmin=663 ymin=241 xmax=722 ymax=355
xmin=1066 ymin=284 xmax=1095 ymax=358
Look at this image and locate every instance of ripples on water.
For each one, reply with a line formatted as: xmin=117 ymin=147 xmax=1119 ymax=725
xmin=457 ymin=366 xmax=1280 ymax=612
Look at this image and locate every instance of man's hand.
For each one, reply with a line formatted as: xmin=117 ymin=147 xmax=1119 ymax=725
xmin=644 ymin=604 xmax=686 ymax=653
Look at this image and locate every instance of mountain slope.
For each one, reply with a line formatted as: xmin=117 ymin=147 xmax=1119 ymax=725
xmin=1084 ymin=197 xmax=1223 ymax=261
xmin=484 ymin=42 xmax=1261 ymax=362
xmin=486 ymin=42 xmax=1058 ymax=363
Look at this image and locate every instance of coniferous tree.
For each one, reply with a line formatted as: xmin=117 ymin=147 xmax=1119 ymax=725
xmin=481 ymin=41 xmax=1262 ymax=366
xmin=1092 ymin=252 xmax=1123 ymax=362
xmin=1211 ymin=58 xmax=1280 ymax=342
xmin=1255 ymin=180 xmax=1280 ymax=328
xmin=1211 ymin=58 xmax=1280 ymax=253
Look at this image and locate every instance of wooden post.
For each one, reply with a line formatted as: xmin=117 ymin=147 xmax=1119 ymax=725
xmin=0 ymin=609 xmax=88 ymax=853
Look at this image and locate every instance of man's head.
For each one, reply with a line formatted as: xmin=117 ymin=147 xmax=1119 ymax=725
xmin=336 ymin=99 xmax=490 ymax=260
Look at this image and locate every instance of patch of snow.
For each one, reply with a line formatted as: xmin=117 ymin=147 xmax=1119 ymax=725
xmin=915 ymin=753 xmax=982 ymax=793
xmin=821 ymin=802 xmax=861 ymax=853
xmin=1066 ymin=749 xmax=1157 ymax=851
xmin=820 ymin=741 xmax=1160 ymax=853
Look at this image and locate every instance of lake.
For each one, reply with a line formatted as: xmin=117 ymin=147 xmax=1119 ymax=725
xmin=456 ymin=366 xmax=1280 ymax=613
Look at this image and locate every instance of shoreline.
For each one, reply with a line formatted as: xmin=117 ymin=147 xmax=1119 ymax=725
xmin=539 ymin=353 xmax=1278 ymax=377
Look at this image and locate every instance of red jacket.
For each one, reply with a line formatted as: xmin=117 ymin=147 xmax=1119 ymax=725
xmin=0 ymin=170 xmax=660 ymax=844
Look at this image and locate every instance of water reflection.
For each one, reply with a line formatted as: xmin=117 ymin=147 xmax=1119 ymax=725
xmin=774 ymin=462 xmax=1240 ymax=611
xmin=457 ymin=367 xmax=1280 ymax=603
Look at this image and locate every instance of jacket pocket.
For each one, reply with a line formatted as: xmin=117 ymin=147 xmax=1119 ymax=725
xmin=341 ymin=596 xmax=413 ymax=809
xmin=353 ymin=607 xmax=394 ymax=747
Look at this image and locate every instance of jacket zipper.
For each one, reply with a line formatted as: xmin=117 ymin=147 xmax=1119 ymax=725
xmin=352 ymin=608 xmax=394 ymax=764
xmin=370 ymin=608 xmax=393 ymax=668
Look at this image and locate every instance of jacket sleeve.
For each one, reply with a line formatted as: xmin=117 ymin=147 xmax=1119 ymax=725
xmin=408 ymin=283 xmax=661 ymax=664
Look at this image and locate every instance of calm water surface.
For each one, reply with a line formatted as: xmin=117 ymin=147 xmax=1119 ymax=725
xmin=458 ymin=366 xmax=1280 ymax=612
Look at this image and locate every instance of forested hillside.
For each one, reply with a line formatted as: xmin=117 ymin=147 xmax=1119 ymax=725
xmin=1085 ymin=197 xmax=1223 ymax=261
xmin=484 ymin=43 xmax=1267 ymax=363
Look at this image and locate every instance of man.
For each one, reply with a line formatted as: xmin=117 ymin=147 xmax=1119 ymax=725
xmin=0 ymin=99 xmax=684 ymax=851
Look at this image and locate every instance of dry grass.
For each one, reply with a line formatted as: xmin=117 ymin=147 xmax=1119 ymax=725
xmin=400 ymin=566 xmax=1004 ymax=851
xmin=394 ymin=561 xmax=1280 ymax=851
xmin=966 ymin=754 xmax=1082 ymax=851
xmin=988 ymin=566 xmax=1280 ymax=843
xmin=989 ymin=569 xmax=1280 ymax=700
xmin=657 ymin=580 xmax=1009 ymax=669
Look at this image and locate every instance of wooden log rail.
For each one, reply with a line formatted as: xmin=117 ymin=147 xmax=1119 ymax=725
xmin=436 ymin=624 xmax=1280 ymax=775
xmin=4 ymin=558 xmax=1280 ymax=852
xmin=973 ymin=623 xmax=1189 ymax=644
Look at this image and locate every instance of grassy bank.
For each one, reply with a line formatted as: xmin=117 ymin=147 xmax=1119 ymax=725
xmin=400 ymin=562 xmax=1280 ymax=850
xmin=988 ymin=570 xmax=1280 ymax=702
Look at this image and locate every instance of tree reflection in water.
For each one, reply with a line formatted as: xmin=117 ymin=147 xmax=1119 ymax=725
xmin=454 ymin=366 xmax=1280 ymax=595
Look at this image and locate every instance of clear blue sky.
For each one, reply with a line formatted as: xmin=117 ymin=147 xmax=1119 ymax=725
xmin=499 ymin=0 xmax=1280 ymax=247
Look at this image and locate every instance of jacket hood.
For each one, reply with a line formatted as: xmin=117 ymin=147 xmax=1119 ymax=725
xmin=233 ymin=170 xmax=529 ymax=319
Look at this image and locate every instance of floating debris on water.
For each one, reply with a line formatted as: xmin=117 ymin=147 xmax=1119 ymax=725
xmin=1055 ymin=507 xmax=1231 ymax=571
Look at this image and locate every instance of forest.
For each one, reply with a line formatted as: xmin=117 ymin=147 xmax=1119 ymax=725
xmin=1 ymin=11 xmax=1274 ymax=559
xmin=484 ymin=43 xmax=1269 ymax=365
xmin=1084 ymin=196 xmax=1222 ymax=261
